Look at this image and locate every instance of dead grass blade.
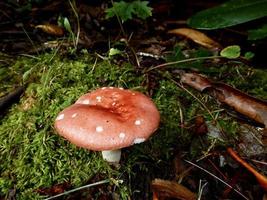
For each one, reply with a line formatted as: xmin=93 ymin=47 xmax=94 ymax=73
xmin=184 ymin=160 xmax=249 ymax=200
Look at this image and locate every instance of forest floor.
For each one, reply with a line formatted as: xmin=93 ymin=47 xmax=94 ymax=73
xmin=1 ymin=1 xmax=267 ymax=200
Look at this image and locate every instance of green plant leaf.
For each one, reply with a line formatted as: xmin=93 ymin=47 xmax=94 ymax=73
xmin=105 ymin=1 xmax=134 ymax=22
xmin=188 ymin=0 xmax=267 ymax=30
xmin=248 ymin=24 xmax=267 ymax=40
xmin=63 ymin=17 xmax=72 ymax=33
xmin=244 ymin=51 xmax=255 ymax=60
xmin=105 ymin=1 xmax=152 ymax=22
xmin=132 ymin=1 xmax=152 ymax=20
xmin=220 ymin=45 xmax=241 ymax=59
xmin=108 ymin=48 xmax=122 ymax=57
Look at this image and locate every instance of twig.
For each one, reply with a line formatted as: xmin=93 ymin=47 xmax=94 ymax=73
xmin=44 ymin=179 xmax=110 ymax=200
xmin=197 ymin=180 xmax=208 ymax=200
xmin=146 ymin=55 xmax=222 ymax=72
xmin=184 ymin=159 xmax=249 ymax=200
xmin=251 ymin=159 xmax=267 ymax=166
xmin=227 ymin=147 xmax=267 ymax=192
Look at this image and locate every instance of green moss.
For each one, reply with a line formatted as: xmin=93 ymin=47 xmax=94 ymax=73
xmin=0 ymin=53 xmax=144 ymax=199
xmin=1 ymin=51 xmax=267 ymax=199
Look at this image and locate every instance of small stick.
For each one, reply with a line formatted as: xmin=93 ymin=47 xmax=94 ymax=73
xmin=44 ymin=179 xmax=110 ymax=200
xmin=184 ymin=159 xmax=249 ymax=200
xmin=227 ymin=147 xmax=267 ymax=192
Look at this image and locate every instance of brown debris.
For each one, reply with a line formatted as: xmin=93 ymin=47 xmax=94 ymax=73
xmin=35 ymin=24 xmax=64 ymax=36
xmin=152 ymin=179 xmax=197 ymax=200
xmin=193 ymin=115 xmax=208 ymax=136
xmin=35 ymin=182 xmax=70 ymax=196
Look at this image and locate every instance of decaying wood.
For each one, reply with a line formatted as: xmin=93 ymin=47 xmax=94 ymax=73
xmin=227 ymin=147 xmax=267 ymax=192
xmin=152 ymin=179 xmax=197 ymax=200
xmin=180 ymin=72 xmax=267 ymax=128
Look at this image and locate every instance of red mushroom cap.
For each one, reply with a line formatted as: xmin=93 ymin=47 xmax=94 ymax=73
xmin=54 ymin=87 xmax=160 ymax=151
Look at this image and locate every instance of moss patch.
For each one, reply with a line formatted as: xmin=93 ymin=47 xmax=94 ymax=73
xmin=0 ymin=53 xmax=145 ymax=199
xmin=1 ymin=52 xmax=267 ymax=199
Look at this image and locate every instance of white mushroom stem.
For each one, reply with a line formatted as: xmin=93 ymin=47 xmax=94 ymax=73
xmin=101 ymin=149 xmax=122 ymax=163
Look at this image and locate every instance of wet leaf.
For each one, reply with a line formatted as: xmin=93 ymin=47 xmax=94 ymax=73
xmin=35 ymin=24 xmax=64 ymax=36
xmin=220 ymin=45 xmax=241 ymax=59
xmin=188 ymin=0 xmax=267 ymax=30
xmin=168 ymin=28 xmax=221 ymax=50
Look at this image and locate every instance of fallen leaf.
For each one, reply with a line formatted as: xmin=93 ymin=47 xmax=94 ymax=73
xmin=35 ymin=24 xmax=64 ymax=36
xmin=180 ymin=72 xmax=267 ymax=128
xmin=180 ymin=72 xmax=212 ymax=92
xmin=168 ymin=28 xmax=222 ymax=50
xmin=152 ymin=179 xmax=197 ymax=200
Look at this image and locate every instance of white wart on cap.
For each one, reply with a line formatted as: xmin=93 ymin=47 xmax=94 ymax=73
xmin=54 ymin=87 xmax=160 ymax=162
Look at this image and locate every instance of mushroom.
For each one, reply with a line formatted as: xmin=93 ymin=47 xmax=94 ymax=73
xmin=54 ymin=87 xmax=160 ymax=163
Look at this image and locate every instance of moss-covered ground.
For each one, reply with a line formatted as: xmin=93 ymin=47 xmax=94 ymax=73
xmin=1 ymin=51 xmax=267 ymax=199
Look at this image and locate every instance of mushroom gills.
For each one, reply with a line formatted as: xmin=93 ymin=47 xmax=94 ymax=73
xmin=101 ymin=149 xmax=122 ymax=163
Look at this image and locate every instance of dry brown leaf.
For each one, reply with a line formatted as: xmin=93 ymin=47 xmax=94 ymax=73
xmin=35 ymin=24 xmax=64 ymax=36
xmin=152 ymin=179 xmax=197 ymax=200
xmin=180 ymin=72 xmax=267 ymax=128
xmin=168 ymin=28 xmax=222 ymax=50
xmin=180 ymin=72 xmax=212 ymax=92
xmin=227 ymin=147 xmax=267 ymax=192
